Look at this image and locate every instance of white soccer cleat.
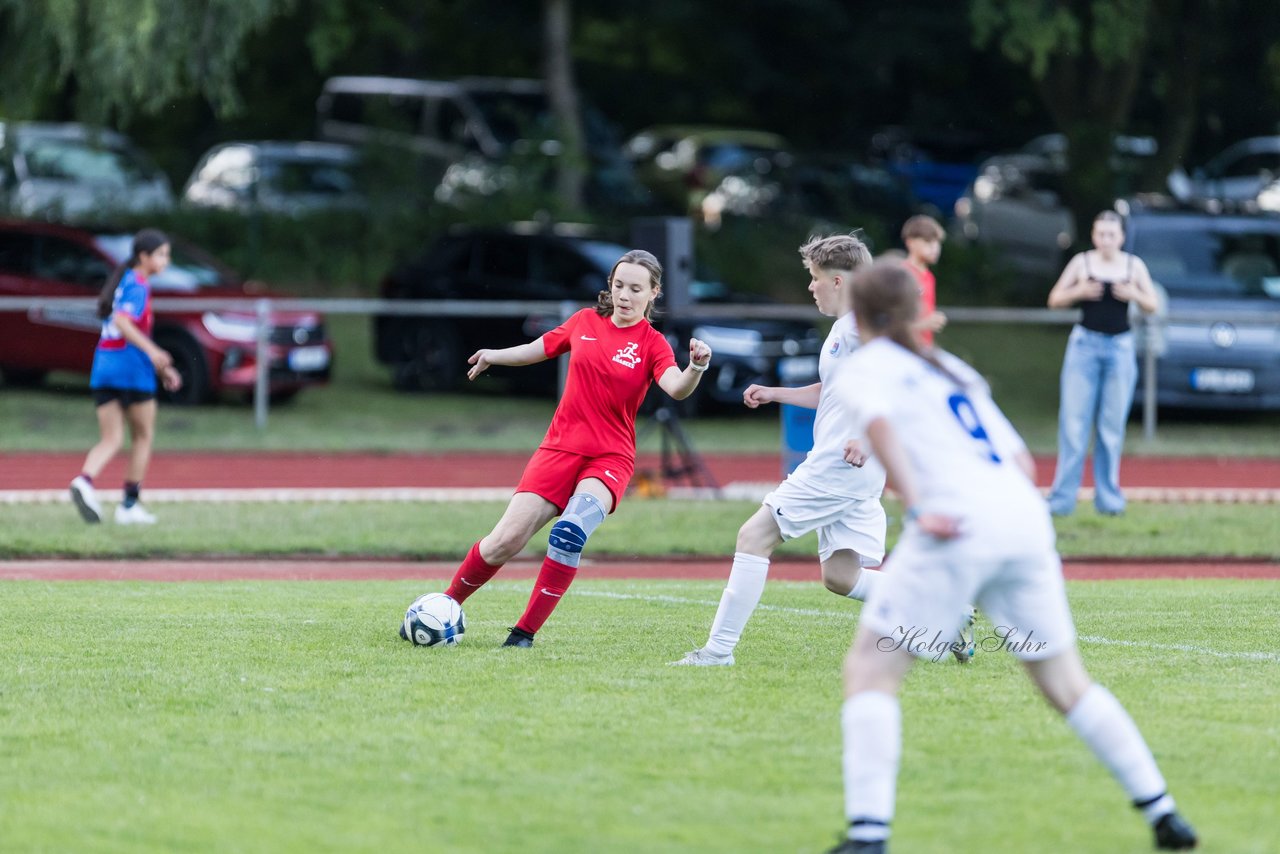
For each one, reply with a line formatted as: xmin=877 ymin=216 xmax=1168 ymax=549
xmin=952 ymin=606 xmax=977 ymax=663
xmin=69 ymin=476 xmax=102 ymax=524
xmin=670 ymin=647 xmax=735 ymax=667
xmin=114 ymin=502 xmax=158 ymax=526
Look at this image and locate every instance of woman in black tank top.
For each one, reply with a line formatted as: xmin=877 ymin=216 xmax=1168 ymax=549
xmin=1045 ymin=211 xmax=1159 ymax=517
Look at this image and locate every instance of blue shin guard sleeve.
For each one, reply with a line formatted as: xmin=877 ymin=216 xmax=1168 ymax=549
xmin=547 ymin=493 xmax=607 ymax=567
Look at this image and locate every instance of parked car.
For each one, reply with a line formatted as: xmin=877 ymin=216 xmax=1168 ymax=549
xmin=623 ymin=126 xmax=791 ymax=217
xmin=372 ymin=225 xmax=822 ymax=412
xmin=0 ymin=220 xmax=332 ymax=404
xmin=867 ymin=126 xmax=985 ymax=216
xmin=316 ymin=76 xmax=647 ymax=210
xmin=182 ymin=141 xmax=365 ymax=215
xmin=1124 ymin=205 xmax=1280 ymax=410
xmin=1167 ymin=136 xmax=1280 ymax=212
xmin=0 ymin=121 xmax=174 ymax=221
xmin=953 ymin=133 xmax=1158 ymax=282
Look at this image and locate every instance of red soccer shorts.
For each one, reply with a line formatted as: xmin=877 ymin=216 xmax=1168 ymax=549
xmin=515 ymin=447 xmax=634 ymax=513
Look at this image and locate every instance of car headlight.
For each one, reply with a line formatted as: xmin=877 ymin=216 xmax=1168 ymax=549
xmin=202 ymin=312 xmax=261 ymax=343
xmin=692 ymin=325 xmax=764 ymax=357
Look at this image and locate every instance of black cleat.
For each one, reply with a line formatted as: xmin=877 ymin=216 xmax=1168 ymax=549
xmin=825 ymin=838 xmax=885 ymax=854
xmin=1153 ymin=812 xmax=1198 ymax=850
xmin=502 ymin=626 xmax=535 ymax=647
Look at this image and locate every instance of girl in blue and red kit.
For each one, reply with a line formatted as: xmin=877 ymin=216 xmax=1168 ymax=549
xmin=410 ymin=249 xmax=712 ymax=648
xmin=69 ymin=229 xmax=182 ymax=526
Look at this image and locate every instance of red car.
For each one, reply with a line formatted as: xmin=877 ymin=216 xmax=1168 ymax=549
xmin=0 ymin=219 xmax=332 ymax=404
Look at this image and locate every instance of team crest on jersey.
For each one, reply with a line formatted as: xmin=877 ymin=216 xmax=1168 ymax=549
xmin=829 ymin=339 xmax=842 ymax=356
xmin=612 ymin=342 xmax=641 ymax=369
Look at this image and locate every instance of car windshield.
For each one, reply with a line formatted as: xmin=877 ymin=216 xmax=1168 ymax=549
xmin=1137 ymin=226 xmax=1280 ymax=299
xmin=466 ymin=91 xmax=619 ymax=156
xmin=20 ymin=137 xmax=158 ymax=186
xmin=265 ymin=158 xmax=360 ymax=195
xmin=94 ymin=235 xmax=227 ymax=291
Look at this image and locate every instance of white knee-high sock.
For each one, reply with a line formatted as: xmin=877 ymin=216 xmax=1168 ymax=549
xmin=847 ymin=567 xmax=882 ymax=602
xmin=841 ymin=691 xmax=900 ymax=842
xmin=1066 ymin=684 xmax=1174 ymax=820
xmin=704 ymin=552 xmax=770 ymax=657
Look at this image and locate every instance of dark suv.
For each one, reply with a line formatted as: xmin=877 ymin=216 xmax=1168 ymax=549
xmin=372 ymin=227 xmax=821 ymax=411
xmin=0 ymin=220 xmax=333 ymax=404
xmin=1125 ymin=207 xmax=1280 ymax=409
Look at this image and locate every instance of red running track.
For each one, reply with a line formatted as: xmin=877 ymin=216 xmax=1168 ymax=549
xmin=4 ymin=451 xmax=1280 ymax=490
xmin=1 ymin=557 xmax=1277 ymax=582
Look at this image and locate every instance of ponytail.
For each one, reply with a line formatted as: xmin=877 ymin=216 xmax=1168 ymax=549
xmin=851 ymin=260 xmax=966 ymax=387
xmin=96 ymin=228 xmax=168 ymax=319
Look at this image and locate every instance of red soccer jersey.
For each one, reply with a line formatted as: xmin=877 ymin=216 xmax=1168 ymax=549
xmin=907 ymin=263 xmax=936 ymax=345
xmin=539 ymin=308 xmax=677 ymax=458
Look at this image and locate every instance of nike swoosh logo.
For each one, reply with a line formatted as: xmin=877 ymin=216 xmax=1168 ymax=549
xmin=460 ymin=579 xmax=481 ymax=587
xmin=604 ymin=470 xmax=618 ymax=482
xmin=580 ymin=335 xmax=597 ymax=341
xmin=776 ymin=507 xmax=784 ymax=516
xmin=540 ymin=588 xmax=563 ymax=598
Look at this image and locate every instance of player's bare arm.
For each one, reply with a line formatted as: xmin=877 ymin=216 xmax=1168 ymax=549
xmin=657 ymin=337 xmax=712 ymax=400
xmin=841 ymin=438 xmax=869 ymax=467
xmin=743 ymin=381 xmax=821 ymax=409
xmin=467 ymin=338 xmax=550 ymax=381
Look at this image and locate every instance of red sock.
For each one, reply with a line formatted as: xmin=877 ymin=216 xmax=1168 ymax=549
xmin=444 ymin=541 xmax=503 ymax=604
xmin=514 ymin=556 xmax=578 ymax=635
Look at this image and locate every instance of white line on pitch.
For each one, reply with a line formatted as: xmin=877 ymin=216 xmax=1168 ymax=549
xmin=574 ymin=590 xmax=1280 ymax=664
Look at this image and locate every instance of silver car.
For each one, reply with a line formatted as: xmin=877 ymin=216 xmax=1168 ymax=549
xmin=1167 ymin=136 xmax=1280 ymax=212
xmin=182 ymin=141 xmax=365 ymax=215
xmin=1126 ymin=207 xmax=1280 ymax=410
xmin=0 ymin=121 xmax=174 ymax=221
xmin=953 ymin=133 xmax=1157 ymax=283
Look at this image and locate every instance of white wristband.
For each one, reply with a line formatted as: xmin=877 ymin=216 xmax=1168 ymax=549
xmin=689 ymin=361 xmax=709 ymax=373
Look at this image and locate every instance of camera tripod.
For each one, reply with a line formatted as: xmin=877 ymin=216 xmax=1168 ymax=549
xmin=633 ymin=405 xmax=721 ymax=495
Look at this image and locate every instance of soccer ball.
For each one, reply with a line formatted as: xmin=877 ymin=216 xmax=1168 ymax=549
xmin=402 ymin=593 xmax=466 ymax=647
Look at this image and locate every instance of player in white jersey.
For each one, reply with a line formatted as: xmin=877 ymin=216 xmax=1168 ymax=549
xmin=675 ymin=233 xmax=915 ymax=667
xmin=824 ymin=260 xmax=1197 ymax=853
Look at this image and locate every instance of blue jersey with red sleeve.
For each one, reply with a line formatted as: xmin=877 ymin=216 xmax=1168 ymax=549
xmin=89 ymin=270 xmax=157 ymax=392
xmin=539 ymin=308 xmax=677 ymax=459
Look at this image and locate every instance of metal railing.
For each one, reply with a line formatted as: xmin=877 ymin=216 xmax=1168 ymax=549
xmin=2 ymin=296 xmax=1276 ymax=437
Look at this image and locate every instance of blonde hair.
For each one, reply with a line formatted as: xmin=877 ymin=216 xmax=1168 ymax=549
xmin=596 ymin=249 xmax=663 ymax=320
xmin=798 ymin=232 xmax=872 ymax=273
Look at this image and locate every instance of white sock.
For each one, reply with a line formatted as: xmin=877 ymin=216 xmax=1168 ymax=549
xmin=847 ymin=566 xmax=882 ymax=602
xmin=1066 ymin=684 xmax=1172 ymax=820
xmin=704 ymin=552 xmax=770 ymax=657
xmin=842 ymin=691 xmax=900 ymax=841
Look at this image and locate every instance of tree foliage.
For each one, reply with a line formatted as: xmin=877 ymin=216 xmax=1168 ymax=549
xmin=0 ymin=0 xmax=294 ymax=122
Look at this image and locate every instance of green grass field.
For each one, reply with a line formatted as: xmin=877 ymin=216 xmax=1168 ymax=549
xmin=4 ymin=316 xmax=1280 ymax=455
xmin=2 ymin=499 xmax=1279 ymax=560
xmin=2 ymin=580 xmax=1276 ymax=853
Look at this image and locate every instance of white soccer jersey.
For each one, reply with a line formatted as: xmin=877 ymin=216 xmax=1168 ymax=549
xmin=787 ymin=313 xmax=886 ymax=499
xmin=838 ymin=338 xmax=1053 ymax=552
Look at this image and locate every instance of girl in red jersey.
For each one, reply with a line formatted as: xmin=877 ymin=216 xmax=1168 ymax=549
xmin=420 ymin=249 xmax=711 ymax=648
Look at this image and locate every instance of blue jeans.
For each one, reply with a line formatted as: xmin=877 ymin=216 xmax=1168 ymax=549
xmin=1048 ymin=326 xmax=1138 ymax=515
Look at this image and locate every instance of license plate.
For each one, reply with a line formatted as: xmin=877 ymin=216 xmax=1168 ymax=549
xmin=287 ymin=346 xmax=330 ymax=372
xmin=778 ymin=355 xmax=819 ymax=384
xmin=1190 ymin=367 xmax=1254 ymax=393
